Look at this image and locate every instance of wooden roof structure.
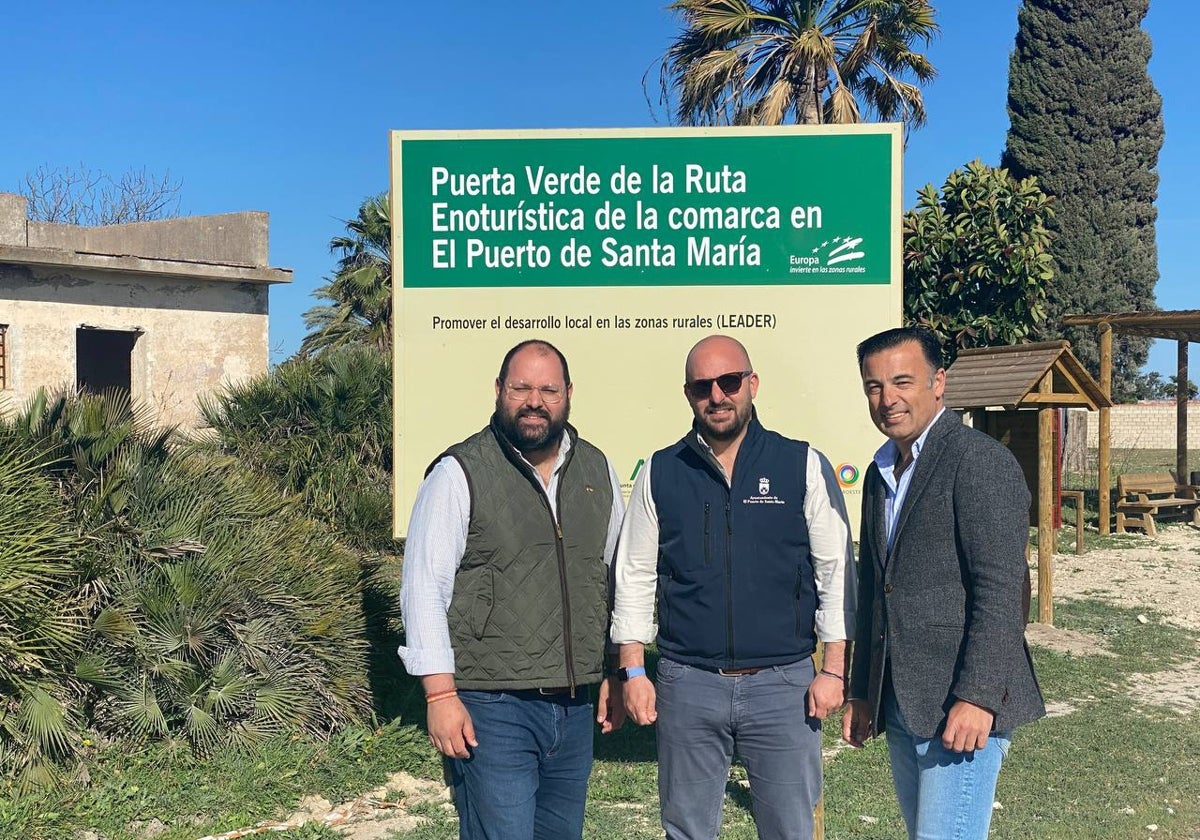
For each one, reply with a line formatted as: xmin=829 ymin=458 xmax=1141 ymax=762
xmin=1062 ymin=310 xmax=1200 ymax=343
xmin=1059 ymin=309 xmax=1199 ymax=537
xmin=943 ymin=341 xmax=1112 ymax=411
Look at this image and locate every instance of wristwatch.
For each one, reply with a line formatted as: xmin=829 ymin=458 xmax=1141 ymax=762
xmin=616 ymin=666 xmax=647 ymax=682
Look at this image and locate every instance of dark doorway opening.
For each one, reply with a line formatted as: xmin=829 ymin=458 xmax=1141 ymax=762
xmin=77 ymin=328 xmax=138 ymax=396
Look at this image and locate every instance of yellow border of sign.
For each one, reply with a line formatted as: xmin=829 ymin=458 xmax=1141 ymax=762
xmin=391 ymin=124 xmax=903 ymax=537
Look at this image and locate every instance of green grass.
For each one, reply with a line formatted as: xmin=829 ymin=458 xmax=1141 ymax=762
xmin=382 ymin=599 xmax=1200 ymax=840
xmin=2 ymin=598 xmax=1196 ymax=839
xmin=0 ymin=718 xmax=440 ymax=840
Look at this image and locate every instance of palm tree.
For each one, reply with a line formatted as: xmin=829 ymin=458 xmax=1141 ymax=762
xmin=658 ymin=0 xmax=938 ymax=129
xmin=301 ymin=193 xmax=392 ymax=355
xmin=2 ymin=390 xmax=372 ymax=772
xmin=198 ymin=346 xmax=395 ymax=552
xmin=0 ymin=431 xmax=87 ymax=789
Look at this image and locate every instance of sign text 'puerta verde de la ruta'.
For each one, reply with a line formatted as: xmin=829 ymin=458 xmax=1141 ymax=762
xmin=399 ymin=130 xmax=892 ymax=291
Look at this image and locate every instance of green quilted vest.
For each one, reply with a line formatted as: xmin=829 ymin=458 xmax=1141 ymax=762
xmin=442 ymin=419 xmax=612 ymax=691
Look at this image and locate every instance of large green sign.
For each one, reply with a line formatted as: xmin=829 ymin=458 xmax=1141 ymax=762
xmin=398 ymin=132 xmax=892 ymax=288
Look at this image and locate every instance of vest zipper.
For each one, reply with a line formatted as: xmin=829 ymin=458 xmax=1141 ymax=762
xmin=725 ymin=498 xmax=734 ymax=667
xmin=553 ymin=469 xmax=577 ymax=697
xmin=703 ymin=502 xmax=711 ymax=566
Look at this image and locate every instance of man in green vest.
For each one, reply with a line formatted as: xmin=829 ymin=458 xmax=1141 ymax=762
xmin=399 ymin=339 xmax=625 ymax=840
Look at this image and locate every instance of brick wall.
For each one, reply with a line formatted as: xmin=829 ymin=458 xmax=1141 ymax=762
xmin=1082 ymin=403 xmax=1200 ymax=449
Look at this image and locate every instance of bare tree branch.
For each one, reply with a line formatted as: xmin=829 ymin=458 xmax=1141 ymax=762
xmin=19 ymin=164 xmax=182 ymax=225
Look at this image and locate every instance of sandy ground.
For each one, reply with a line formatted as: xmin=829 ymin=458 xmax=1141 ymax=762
xmin=1027 ymin=522 xmax=1200 ymax=717
xmin=189 ymin=525 xmax=1200 ymax=840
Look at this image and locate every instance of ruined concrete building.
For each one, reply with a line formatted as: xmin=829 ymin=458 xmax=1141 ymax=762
xmin=0 ymin=192 xmax=292 ymax=428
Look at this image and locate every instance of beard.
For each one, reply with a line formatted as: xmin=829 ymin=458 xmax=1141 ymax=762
xmin=495 ymin=397 xmax=570 ymax=453
xmin=695 ymin=399 xmax=751 ymax=442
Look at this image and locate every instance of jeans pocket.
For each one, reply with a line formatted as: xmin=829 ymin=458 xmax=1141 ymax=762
xmin=655 ymin=657 xmax=685 ymax=685
xmin=458 ymin=689 xmax=505 ymax=705
xmin=777 ymin=659 xmax=815 ymax=688
xmin=994 ymin=732 xmax=1012 ymax=758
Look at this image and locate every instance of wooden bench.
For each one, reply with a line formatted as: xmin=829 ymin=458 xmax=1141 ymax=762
xmin=1114 ymin=472 xmax=1200 ymax=536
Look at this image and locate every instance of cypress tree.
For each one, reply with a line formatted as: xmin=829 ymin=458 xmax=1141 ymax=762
xmin=1002 ymin=0 xmax=1163 ymax=400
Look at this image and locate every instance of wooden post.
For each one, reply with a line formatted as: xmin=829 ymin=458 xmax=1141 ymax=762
xmin=1178 ymin=339 xmax=1189 ymax=484
xmin=1038 ymin=372 xmax=1055 ymax=624
xmin=1098 ymin=324 xmax=1113 ymax=535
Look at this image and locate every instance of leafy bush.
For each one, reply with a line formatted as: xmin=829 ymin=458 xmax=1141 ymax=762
xmin=0 ymin=390 xmax=373 ymax=785
xmin=0 ymin=434 xmax=87 ymax=788
xmin=198 ymin=346 xmax=396 ymax=553
xmin=904 ymin=159 xmax=1055 ymax=365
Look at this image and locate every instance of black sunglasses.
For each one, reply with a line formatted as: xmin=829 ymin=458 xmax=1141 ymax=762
xmin=684 ymin=370 xmax=753 ymax=401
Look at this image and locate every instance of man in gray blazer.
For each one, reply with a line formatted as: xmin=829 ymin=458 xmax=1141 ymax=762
xmin=842 ymin=327 xmax=1044 ymax=840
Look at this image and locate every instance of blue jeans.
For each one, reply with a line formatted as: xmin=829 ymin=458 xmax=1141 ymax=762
xmin=884 ymin=690 xmax=1011 ymax=840
xmin=655 ymin=657 xmax=822 ymax=840
xmin=447 ymin=689 xmax=594 ymax=840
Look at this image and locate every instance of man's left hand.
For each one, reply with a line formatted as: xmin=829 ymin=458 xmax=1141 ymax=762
xmin=596 ymin=676 xmax=626 ymax=734
xmin=942 ymin=699 xmax=994 ymax=752
xmin=807 ymin=670 xmax=845 ymax=720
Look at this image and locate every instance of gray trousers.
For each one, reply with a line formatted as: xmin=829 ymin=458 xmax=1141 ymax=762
xmin=655 ymin=657 xmax=822 ymax=840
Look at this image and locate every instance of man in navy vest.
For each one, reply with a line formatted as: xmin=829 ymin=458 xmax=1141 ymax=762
xmin=611 ymin=334 xmax=856 ymax=840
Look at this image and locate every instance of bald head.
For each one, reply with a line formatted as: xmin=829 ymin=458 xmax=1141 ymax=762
xmin=685 ymin=335 xmax=752 ymax=382
xmin=683 ymin=335 xmax=758 ymax=445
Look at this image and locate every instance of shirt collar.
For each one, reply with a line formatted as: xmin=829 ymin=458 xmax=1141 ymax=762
xmin=872 ymin=407 xmax=946 ymax=471
xmin=517 ymin=430 xmax=572 ymax=476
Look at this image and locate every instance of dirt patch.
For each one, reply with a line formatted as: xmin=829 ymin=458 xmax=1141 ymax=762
xmin=193 ymin=771 xmax=450 ymax=840
xmin=1050 ymin=525 xmax=1200 ymax=632
xmin=1127 ymin=657 xmax=1200 ymax=714
xmin=1025 ymin=622 xmax=1115 ymax=657
xmin=1042 ymin=700 xmax=1077 ymax=718
xmin=1045 ymin=523 xmax=1200 ymax=717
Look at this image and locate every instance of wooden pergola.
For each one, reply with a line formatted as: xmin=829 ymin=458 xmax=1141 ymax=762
xmin=1061 ymin=310 xmax=1200 ymax=534
xmin=944 ymin=341 xmax=1111 ymax=625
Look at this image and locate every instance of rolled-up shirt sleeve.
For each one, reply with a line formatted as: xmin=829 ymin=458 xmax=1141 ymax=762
xmin=610 ymin=457 xmax=659 ymax=645
xmin=806 ymin=447 xmax=857 ymax=642
xmin=397 ymin=457 xmax=470 ymax=676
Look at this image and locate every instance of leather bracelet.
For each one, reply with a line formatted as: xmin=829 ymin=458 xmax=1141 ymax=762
xmin=818 ymin=668 xmax=845 ymax=681
xmin=425 ymin=689 xmax=458 ymax=703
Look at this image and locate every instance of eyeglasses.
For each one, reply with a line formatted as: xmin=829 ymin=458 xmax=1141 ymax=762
xmin=504 ymin=383 xmax=566 ymax=404
xmin=684 ymin=370 xmax=753 ymax=401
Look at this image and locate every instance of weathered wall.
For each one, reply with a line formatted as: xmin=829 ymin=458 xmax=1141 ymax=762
xmin=0 ymin=262 xmax=269 ymax=429
xmin=1082 ymin=403 xmax=1200 ymax=449
xmin=27 ymin=212 xmax=268 ymax=266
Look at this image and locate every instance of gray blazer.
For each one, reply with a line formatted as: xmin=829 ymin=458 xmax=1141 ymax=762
xmin=849 ymin=410 xmax=1045 ymax=739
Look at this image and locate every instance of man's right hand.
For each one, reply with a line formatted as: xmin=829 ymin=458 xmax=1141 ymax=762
xmin=427 ymin=696 xmax=478 ymax=758
xmin=841 ymin=698 xmax=872 ymax=748
xmin=622 ymin=676 xmax=657 ymax=725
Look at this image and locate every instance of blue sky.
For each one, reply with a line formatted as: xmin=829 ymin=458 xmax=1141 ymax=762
xmin=2 ymin=2 xmax=1193 ymax=373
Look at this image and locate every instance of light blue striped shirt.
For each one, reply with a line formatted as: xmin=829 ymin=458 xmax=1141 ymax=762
xmin=872 ymin=408 xmax=945 ymax=552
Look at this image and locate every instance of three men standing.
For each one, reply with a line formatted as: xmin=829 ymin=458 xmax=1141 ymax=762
xmin=844 ymin=327 xmax=1045 ymax=839
xmin=400 ymin=329 xmax=1043 ymax=840
xmin=399 ymin=339 xmax=625 ymax=840
xmin=611 ymin=335 xmax=856 ymax=840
